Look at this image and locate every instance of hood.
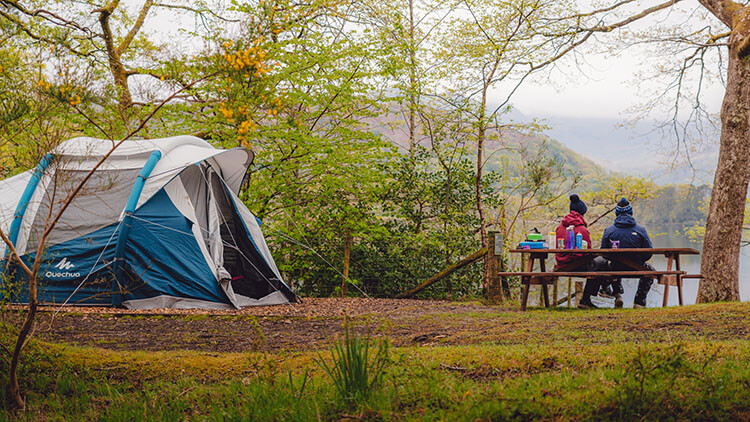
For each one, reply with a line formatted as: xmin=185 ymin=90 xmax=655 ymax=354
xmin=614 ymin=214 xmax=636 ymax=228
xmin=561 ymin=211 xmax=587 ymax=227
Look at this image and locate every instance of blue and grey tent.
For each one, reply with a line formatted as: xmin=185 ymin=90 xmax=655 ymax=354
xmin=0 ymin=136 xmax=296 ymax=309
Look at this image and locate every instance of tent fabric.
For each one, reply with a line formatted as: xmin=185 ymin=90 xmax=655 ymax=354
xmin=26 ymin=222 xmax=120 ymax=306
xmin=0 ymin=136 xmax=295 ymax=309
xmin=25 ymin=168 xmax=140 ymax=251
xmin=0 ymin=171 xmax=33 ymax=235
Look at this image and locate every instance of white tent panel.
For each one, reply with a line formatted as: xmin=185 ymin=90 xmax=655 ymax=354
xmin=163 ymin=177 xmax=218 ymax=280
xmin=138 ymin=148 xmax=250 ymax=208
xmin=15 ymin=172 xmax=54 ymax=256
xmin=0 ymin=170 xmax=32 ymax=235
xmin=53 ymin=137 xmax=252 ymax=209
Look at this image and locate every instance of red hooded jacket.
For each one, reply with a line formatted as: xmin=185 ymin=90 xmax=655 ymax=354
xmin=555 ymin=211 xmax=592 ymax=267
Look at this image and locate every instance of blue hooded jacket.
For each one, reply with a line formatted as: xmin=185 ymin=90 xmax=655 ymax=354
xmin=601 ymin=214 xmax=653 ymax=262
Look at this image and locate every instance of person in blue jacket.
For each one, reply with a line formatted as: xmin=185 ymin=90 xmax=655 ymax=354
xmin=599 ymin=197 xmax=655 ymax=308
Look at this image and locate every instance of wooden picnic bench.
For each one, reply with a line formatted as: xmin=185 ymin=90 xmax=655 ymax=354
xmin=498 ymin=248 xmax=701 ymax=311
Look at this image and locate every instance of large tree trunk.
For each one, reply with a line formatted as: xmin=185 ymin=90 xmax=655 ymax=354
xmin=698 ymin=21 xmax=750 ymax=302
xmin=97 ymin=1 xmax=134 ymax=110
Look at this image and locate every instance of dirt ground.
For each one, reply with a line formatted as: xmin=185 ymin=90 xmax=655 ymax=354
xmin=3 ymin=298 xmax=749 ymax=353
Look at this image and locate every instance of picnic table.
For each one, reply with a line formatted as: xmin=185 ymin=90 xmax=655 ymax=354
xmin=498 ymin=248 xmax=701 ymax=310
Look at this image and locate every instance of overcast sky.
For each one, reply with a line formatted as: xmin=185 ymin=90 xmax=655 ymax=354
xmin=506 ymin=50 xmax=725 ymax=120
xmin=496 ymin=0 xmax=727 ymax=120
xmin=136 ymin=0 xmax=728 ymax=121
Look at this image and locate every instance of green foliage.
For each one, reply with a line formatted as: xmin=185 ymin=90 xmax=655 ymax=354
xmin=314 ymin=323 xmax=390 ymax=405
xmin=638 ymin=184 xmax=710 ymax=229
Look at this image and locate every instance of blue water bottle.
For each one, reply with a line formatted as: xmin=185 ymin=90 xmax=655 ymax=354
xmin=575 ymin=233 xmax=582 ymax=249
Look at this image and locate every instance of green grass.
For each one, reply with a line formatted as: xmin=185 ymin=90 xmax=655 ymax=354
xmin=315 ymin=323 xmax=389 ymax=404
xmin=1 ymin=303 xmax=749 ymax=421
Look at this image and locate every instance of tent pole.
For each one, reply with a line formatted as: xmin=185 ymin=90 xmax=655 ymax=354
xmin=5 ymin=153 xmax=55 ymax=257
xmin=112 ymin=150 xmax=162 ymax=307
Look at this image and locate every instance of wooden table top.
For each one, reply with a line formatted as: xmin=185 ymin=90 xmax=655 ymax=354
xmin=510 ymin=248 xmax=700 ymax=255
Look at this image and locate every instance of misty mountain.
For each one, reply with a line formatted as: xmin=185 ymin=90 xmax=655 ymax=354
xmin=507 ymin=110 xmax=720 ymax=185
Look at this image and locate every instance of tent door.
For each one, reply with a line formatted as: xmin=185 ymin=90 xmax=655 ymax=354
xmin=207 ymin=170 xmax=280 ymax=300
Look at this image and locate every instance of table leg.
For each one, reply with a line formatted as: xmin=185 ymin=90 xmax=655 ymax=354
xmin=676 ymin=254 xmax=683 ymax=306
xmin=539 ymin=259 xmax=550 ymax=307
xmin=529 ymin=256 xmax=540 ymax=308
xmin=521 ymin=276 xmax=530 ymax=311
xmin=567 ymin=277 xmax=572 ymax=308
xmin=553 ymin=278 xmax=558 ymax=307
xmin=664 ymin=254 xmax=674 ymax=307
xmin=661 ymin=275 xmax=669 ymax=307
xmin=539 ymin=284 xmax=545 ymax=307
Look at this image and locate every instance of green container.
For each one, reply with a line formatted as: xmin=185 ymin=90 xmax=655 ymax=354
xmin=527 ymin=233 xmax=543 ymax=241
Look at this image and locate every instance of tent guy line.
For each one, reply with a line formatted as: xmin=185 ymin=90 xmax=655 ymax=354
xmin=278 ymin=208 xmax=372 ymax=299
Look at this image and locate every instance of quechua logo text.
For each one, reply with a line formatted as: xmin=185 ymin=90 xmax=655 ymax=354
xmin=46 ymin=258 xmax=81 ymax=278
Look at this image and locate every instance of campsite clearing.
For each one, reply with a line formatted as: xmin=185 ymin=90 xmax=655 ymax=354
xmin=1 ymin=299 xmax=749 ymax=420
xmin=8 ymin=298 xmax=749 ymax=352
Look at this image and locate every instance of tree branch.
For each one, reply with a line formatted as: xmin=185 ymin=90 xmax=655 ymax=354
xmin=153 ymin=2 xmax=238 ymax=22
xmin=697 ymin=0 xmax=741 ymax=27
xmin=0 ymin=228 xmax=34 ymax=279
xmin=118 ymin=0 xmax=153 ymax=54
xmin=1 ymin=0 xmax=92 ymax=35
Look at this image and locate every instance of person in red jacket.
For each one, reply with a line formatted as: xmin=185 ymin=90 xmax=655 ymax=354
xmin=555 ymin=194 xmax=592 ymax=267
xmin=555 ymin=194 xmax=601 ymax=309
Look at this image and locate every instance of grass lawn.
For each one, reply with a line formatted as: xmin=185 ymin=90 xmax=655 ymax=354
xmin=1 ymin=301 xmax=749 ymax=421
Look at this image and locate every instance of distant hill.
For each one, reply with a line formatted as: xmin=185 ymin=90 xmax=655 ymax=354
xmin=370 ymin=106 xmax=710 ymax=234
xmin=369 ymin=108 xmax=612 ymax=185
xmin=506 ymin=110 xmax=720 ymax=185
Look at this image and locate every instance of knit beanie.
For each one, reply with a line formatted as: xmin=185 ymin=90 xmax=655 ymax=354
xmin=615 ymin=197 xmax=633 ymax=215
xmin=569 ymin=194 xmax=587 ymax=216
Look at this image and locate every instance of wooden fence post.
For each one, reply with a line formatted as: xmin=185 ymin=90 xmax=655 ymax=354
xmin=487 ymin=231 xmax=503 ymax=303
xmin=553 ymin=277 xmax=558 ymax=307
xmin=342 ymin=229 xmax=351 ymax=297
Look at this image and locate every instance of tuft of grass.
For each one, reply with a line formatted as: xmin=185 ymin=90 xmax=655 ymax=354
xmin=315 ymin=322 xmax=390 ymax=405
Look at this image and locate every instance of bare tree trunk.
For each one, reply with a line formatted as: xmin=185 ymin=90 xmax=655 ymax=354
xmin=476 ymin=120 xmax=489 ymax=291
xmin=407 ymin=0 xmax=417 ymax=158
xmin=7 ymin=278 xmax=36 ymax=409
xmin=475 ymin=59 xmax=499 ymax=292
xmin=444 ymin=168 xmax=453 ymax=298
xmin=698 ymin=24 xmax=750 ymax=302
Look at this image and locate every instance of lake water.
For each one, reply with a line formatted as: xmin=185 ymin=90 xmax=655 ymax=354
xmin=592 ymin=228 xmax=750 ymax=308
